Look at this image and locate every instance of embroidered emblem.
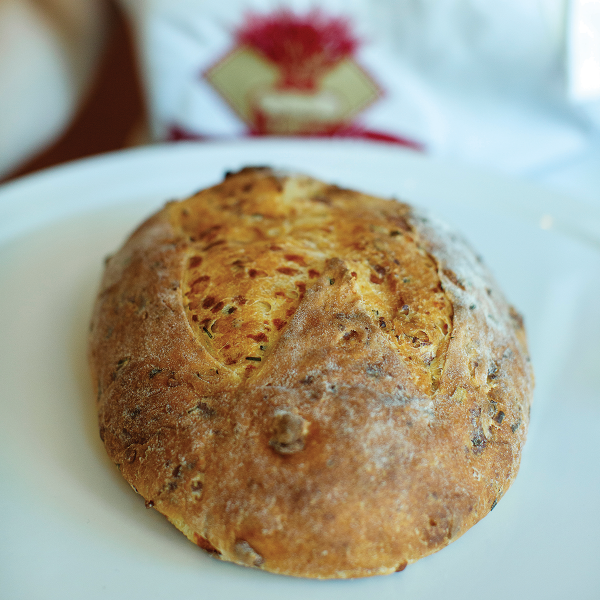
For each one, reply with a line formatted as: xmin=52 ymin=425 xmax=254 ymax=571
xmin=204 ymin=9 xmax=381 ymax=136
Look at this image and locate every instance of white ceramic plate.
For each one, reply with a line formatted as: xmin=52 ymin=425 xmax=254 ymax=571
xmin=1 ymin=139 xmax=599 ymax=600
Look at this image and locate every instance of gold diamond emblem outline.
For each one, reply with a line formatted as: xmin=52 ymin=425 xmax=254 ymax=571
xmin=204 ymin=45 xmax=381 ymax=134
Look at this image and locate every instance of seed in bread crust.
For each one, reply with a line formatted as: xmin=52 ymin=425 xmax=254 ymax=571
xmin=234 ymin=540 xmax=264 ymax=567
xmin=269 ymin=409 xmax=309 ymax=455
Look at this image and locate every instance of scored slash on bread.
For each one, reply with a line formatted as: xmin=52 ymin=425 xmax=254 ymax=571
xmin=89 ymin=167 xmax=533 ymax=578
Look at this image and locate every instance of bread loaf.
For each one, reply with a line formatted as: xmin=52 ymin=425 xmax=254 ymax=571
xmin=88 ymin=167 xmax=533 ymax=578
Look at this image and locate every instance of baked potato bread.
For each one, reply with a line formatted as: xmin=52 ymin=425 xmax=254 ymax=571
xmin=89 ymin=167 xmax=533 ymax=578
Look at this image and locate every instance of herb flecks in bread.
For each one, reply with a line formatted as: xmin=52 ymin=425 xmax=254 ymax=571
xmin=175 ymin=171 xmax=453 ymax=393
xmin=89 ymin=167 xmax=533 ymax=579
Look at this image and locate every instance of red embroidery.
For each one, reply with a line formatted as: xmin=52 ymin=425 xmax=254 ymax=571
xmin=235 ymin=9 xmax=359 ymax=91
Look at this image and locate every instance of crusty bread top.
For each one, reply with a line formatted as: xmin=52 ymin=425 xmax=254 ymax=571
xmin=89 ymin=167 xmax=533 ymax=579
xmin=175 ymin=170 xmax=452 ymax=391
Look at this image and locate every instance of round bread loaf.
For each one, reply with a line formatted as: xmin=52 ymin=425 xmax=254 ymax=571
xmin=89 ymin=167 xmax=533 ymax=579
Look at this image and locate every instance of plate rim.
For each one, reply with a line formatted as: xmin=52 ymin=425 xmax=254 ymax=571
xmin=1 ymin=138 xmax=599 ymax=248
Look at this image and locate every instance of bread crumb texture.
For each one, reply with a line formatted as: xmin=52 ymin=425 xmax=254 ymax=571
xmin=89 ymin=167 xmax=534 ymax=579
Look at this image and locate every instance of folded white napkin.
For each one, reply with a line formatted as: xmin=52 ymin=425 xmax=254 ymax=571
xmin=119 ymin=0 xmax=600 ymax=177
xmin=2 ymin=0 xmax=599 ymax=182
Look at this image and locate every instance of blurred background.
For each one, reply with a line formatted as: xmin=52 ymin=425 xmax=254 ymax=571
xmin=1 ymin=0 xmax=599 ymax=203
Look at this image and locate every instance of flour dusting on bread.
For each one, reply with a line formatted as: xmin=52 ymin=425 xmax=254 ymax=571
xmin=89 ymin=167 xmax=533 ymax=579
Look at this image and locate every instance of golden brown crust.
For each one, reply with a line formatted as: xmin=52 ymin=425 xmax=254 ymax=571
xmin=88 ymin=167 xmax=533 ymax=579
